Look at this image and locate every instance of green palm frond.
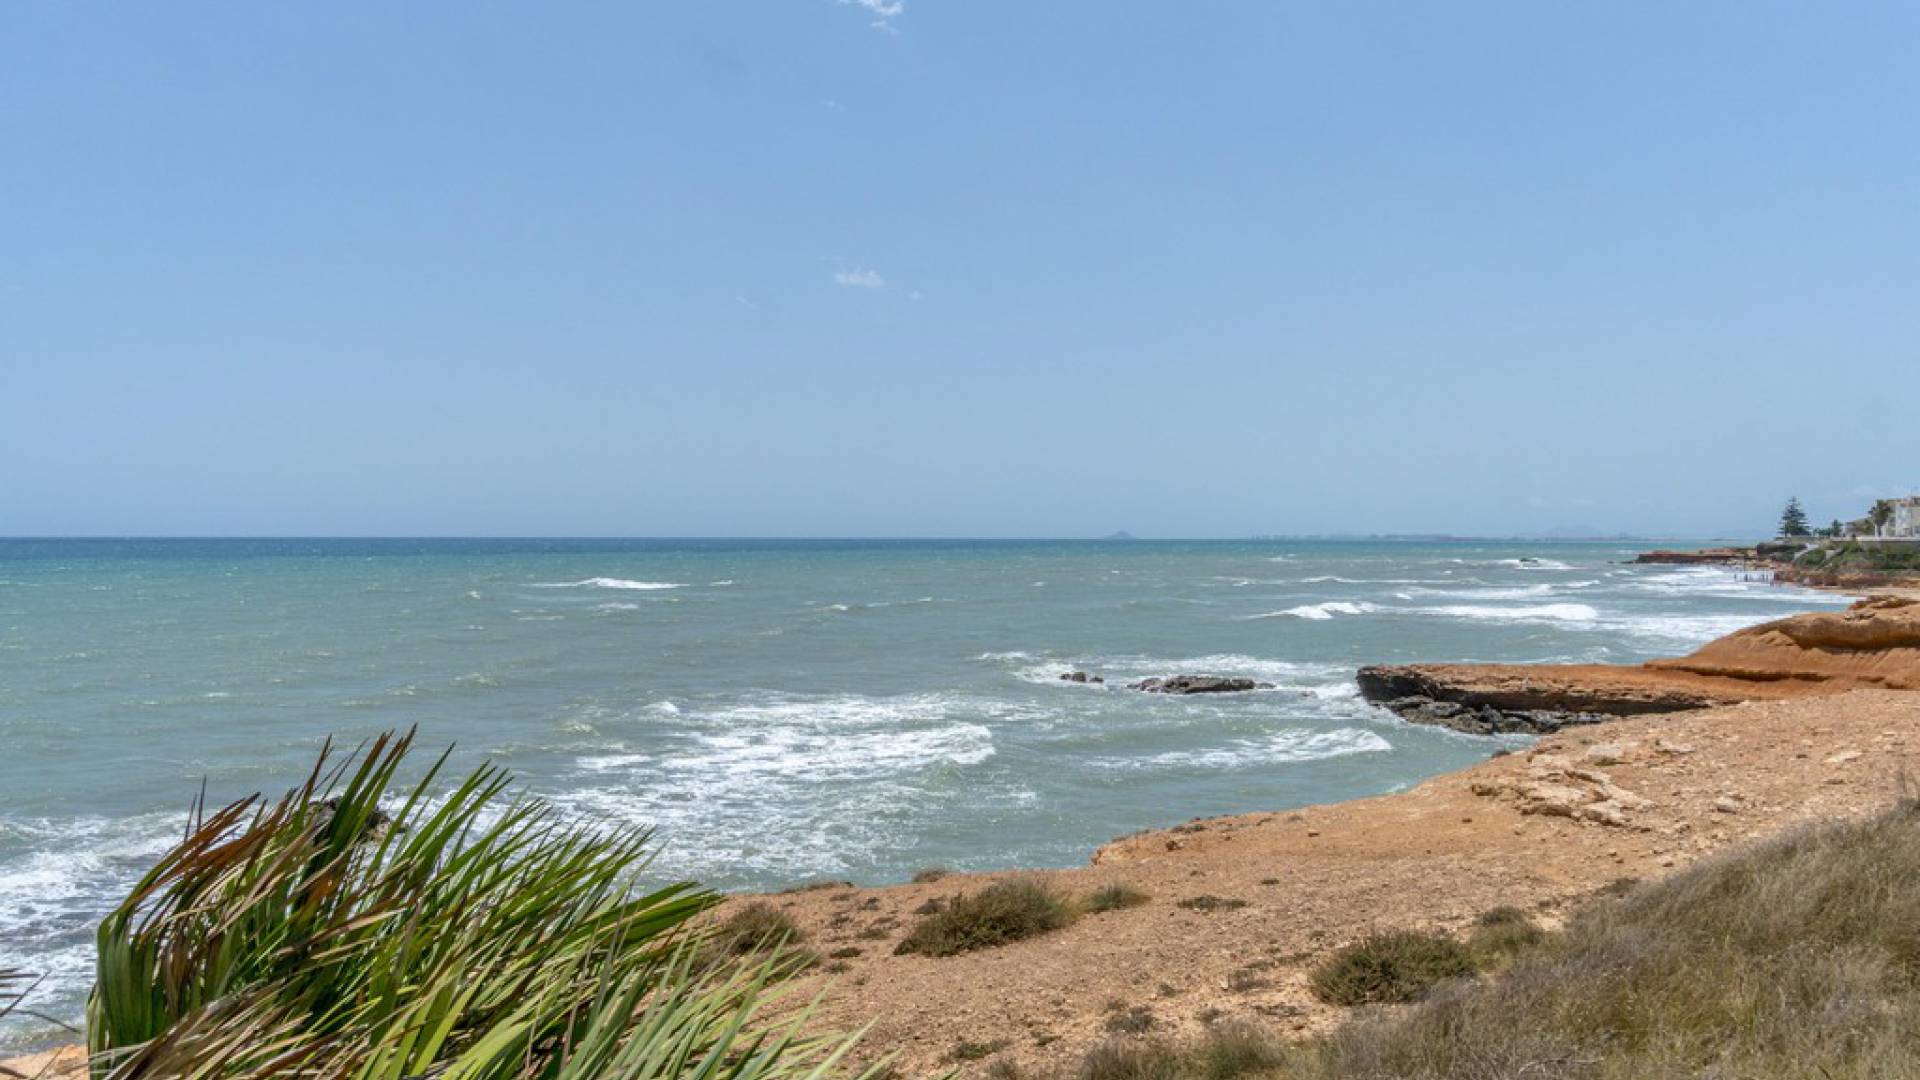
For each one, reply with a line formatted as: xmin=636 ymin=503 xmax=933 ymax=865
xmin=87 ymin=730 xmax=886 ymax=1080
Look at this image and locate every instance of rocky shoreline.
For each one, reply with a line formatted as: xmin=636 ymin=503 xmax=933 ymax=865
xmin=1359 ymin=596 xmax=1920 ymax=735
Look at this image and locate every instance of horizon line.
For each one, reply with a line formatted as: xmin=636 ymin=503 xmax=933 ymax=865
xmin=0 ymin=533 xmax=1752 ymax=543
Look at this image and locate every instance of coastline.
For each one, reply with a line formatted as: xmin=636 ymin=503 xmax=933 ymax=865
xmin=739 ymin=687 xmax=1916 ymax=1074
xmin=9 ymin=589 xmax=1918 ymax=1077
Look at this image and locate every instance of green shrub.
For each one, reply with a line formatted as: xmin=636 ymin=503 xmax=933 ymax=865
xmin=1082 ymin=883 xmax=1151 ymax=914
xmin=895 ymin=878 xmax=1073 ymax=957
xmin=87 ymin=730 xmax=874 ymax=1080
xmin=708 ymin=902 xmax=810 ymax=959
xmin=1310 ymin=930 xmax=1478 ymax=1005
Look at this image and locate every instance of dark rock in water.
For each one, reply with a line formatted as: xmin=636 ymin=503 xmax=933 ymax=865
xmin=1129 ymin=675 xmax=1274 ymax=694
xmin=1371 ymin=693 xmax=1607 ymax=735
xmin=1059 ymin=671 xmax=1105 ymax=684
xmin=313 ymin=796 xmax=397 ymax=843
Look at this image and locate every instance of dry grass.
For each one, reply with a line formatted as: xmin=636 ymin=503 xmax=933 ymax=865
xmin=1071 ymin=1023 xmax=1296 ymax=1080
xmin=894 ymin=878 xmax=1073 ymax=957
xmin=1314 ymin=798 xmax=1920 ymax=1078
xmin=1464 ymin=905 xmax=1546 ymax=964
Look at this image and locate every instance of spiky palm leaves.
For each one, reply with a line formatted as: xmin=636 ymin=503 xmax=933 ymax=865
xmin=86 ymin=731 xmax=873 ymax=1080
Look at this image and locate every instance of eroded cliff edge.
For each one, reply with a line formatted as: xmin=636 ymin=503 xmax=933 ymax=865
xmin=1359 ymin=596 xmax=1920 ymax=734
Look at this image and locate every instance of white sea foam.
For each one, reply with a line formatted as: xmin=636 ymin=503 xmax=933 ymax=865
xmin=996 ymin=652 xmax=1351 ymax=695
xmin=551 ymin=693 xmax=1013 ymax=885
xmin=1422 ymin=602 xmax=1600 ymax=623
xmin=1501 ymin=558 xmax=1575 ymax=570
xmin=1405 ymin=583 xmax=1558 ymax=600
xmin=533 ymin=578 xmax=687 ymax=591
xmin=1100 ymin=728 xmax=1391 ymax=771
xmin=0 ymin=813 xmax=181 ymax=1039
xmin=1247 ymin=601 xmax=1379 ymax=621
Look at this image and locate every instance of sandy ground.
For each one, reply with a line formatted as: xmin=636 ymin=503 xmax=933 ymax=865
xmin=10 ymin=687 xmax=1918 ymax=1078
xmin=759 ymin=689 xmax=1920 ymax=1074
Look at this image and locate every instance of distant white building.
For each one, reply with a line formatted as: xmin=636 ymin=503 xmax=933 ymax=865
xmin=1892 ymin=496 xmax=1920 ymax=539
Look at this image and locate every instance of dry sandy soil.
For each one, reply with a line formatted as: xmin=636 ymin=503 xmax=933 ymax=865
xmin=754 ymin=688 xmax=1920 ymax=1075
xmin=10 ymin=596 xmax=1920 ymax=1079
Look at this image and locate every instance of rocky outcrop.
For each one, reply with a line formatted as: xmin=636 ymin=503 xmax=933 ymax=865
xmin=1632 ymin=547 xmax=1756 ymax=565
xmin=1361 ymin=598 xmax=1920 ymax=734
xmin=1357 ymin=665 xmax=1735 ymax=728
xmin=1129 ymin=675 xmax=1274 ymax=694
xmin=1467 ymin=745 xmax=1656 ymax=827
xmin=1058 ymin=671 xmax=1105 ymax=685
xmin=1646 ymin=596 xmax=1920 ymax=689
xmin=1372 ymin=695 xmax=1610 ymax=735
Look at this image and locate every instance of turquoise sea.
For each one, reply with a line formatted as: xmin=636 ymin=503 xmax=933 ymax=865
xmin=0 ymin=538 xmax=1849 ymax=1046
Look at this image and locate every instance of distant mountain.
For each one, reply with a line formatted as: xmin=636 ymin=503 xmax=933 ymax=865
xmin=1102 ymin=531 xmax=1137 ymax=541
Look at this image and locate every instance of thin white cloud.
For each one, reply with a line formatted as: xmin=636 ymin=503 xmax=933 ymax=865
xmin=833 ymin=268 xmax=886 ymax=290
xmin=838 ymin=0 xmax=904 ymax=32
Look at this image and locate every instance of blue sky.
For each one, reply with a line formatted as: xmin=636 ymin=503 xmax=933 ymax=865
xmin=3 ymin=3 xmax=1916 ymax=538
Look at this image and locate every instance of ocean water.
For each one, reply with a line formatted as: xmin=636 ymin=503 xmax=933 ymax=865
xmin=0 ymin=538 xmax=1848 ymax=1045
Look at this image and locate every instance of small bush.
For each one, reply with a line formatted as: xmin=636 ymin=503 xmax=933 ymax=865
xmin=1176 ymin=895 xmax=1249 ymax=913
xmin=1467 ymin=906 xmax=1546 ymax=961
xmin=708 ymin=902 xmax=816 ymax=970
xmin=1082 ymin=883 xmax=1151 ymax=913
xmin=913 ymin=867 xmax=954 ymax=883
xmin=1310 ymin=930 xmax=1478 ymax=1005
xmin=949 ymin=1038 xmax=1010 ymax=1062
xmin=711 ymin=902 xmax=805 ymax=954
xmin=895 ymin=878 xmax=1073 ymax=957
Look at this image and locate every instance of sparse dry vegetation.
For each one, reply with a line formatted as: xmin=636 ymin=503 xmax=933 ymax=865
xmin=707 ymin=902 xmax=815 ymax=969
xmin=1081 ymin=883 xmax=1151 ymax=914
xmin=949 ymin=1038 xmax=1012 ymax=1062
xmin=1052 ymin=799 xmax=1920 ymax=1079
xmin=1464 ymin=905 xmax=1546 ymax=963
xmin=895 ymin=878 xmax=1073 ymax=957
xmin=1314 ymin=798 xmax=1920 ymax=1078
xmin=1174 ymin=895 xmax=1247 ymax=913
xmin=1308 ymin=930 xmax=1478 ymax=1006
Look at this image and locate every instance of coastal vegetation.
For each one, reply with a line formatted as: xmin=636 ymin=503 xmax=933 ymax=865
xmin=1079 ymin=884 xmax=1151 ymax=915
xmin=1030 ymin=796 xmax=1920 ymax=1080
xmin=1794 ymin=539 xmax=1920 ymax=574
xmin=1307 ymin=932 xmax=1478 ymax=1007
xmin=893 ymin=879 xmax=1074 ymax=957
xmin=706 ymin=903 xmax=818 ymax=972
xmin=1777 ymin=496 xmax=1811 ymax=538
xmin=78 ymin=731 xmax=876 ymax=1080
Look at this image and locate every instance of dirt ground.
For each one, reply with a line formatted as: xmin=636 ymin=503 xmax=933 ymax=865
xmin=758 ymin=688 xmax=1920 ymax=1075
